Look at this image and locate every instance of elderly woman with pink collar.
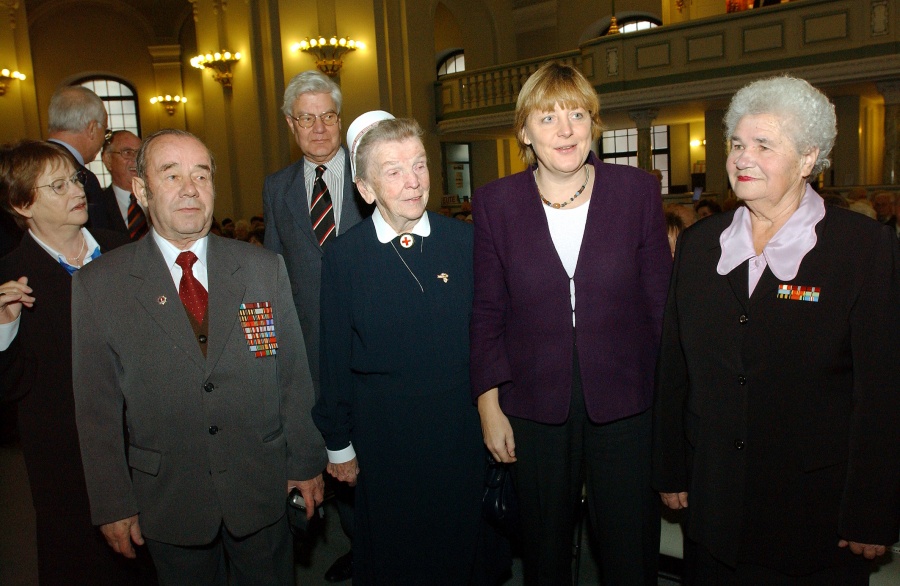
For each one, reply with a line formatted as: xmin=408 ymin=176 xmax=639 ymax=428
xmin=652 ymin=76 xmax=900 ymax=585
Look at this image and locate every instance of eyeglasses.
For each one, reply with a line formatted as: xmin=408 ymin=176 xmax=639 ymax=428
xmin=288 ymin=111 xmax=339 ymax=128
xmin=109 ymin=148 xmax=139 ymax=159
xmin=34 ymin=173 xmax=83 ymax=196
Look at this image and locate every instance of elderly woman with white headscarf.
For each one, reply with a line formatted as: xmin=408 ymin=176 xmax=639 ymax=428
xmin=312 ymin=113 xmax=497 ymax=585
xmin=652 ymin=76 xmax=900 ymax=584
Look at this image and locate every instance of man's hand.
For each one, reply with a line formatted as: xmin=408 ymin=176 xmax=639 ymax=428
xmin=288 ymin=474 xmax=324 ymax=520
xmin=0 ymin=277 xmax=34 ymax=324
xmin=838 ymin=540 xmax=887 ymax=559
xmin=100 ymin=515 xmax=143 ymax=559
xmin=660 ymin=491 xmax=688 ymax=510
xmin=326 ymin=458 xmax=359 ymax=486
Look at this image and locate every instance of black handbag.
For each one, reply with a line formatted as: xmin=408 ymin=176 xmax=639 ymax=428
xmin=481 ymin=454 xmax=520 ymax=536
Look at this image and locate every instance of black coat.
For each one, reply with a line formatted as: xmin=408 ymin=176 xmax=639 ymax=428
xmin=0 ymin=229 xmax=151 ymax=584
xmin=652 ymin=205 xmax=900 ymax=575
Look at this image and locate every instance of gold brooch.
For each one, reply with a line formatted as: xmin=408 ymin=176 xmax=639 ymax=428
xmin=437 ymin=273 xmax=449 ymax=283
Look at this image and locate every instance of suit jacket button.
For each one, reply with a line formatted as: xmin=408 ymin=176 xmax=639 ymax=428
xmin=209 ymin=425 xmax=219 ymax=435
xmin=204 ymin=382 xmax=215 ymax=393
xmin=739 ymin=314 xmax=748 ymax=324
xmin=734 ymin=440 xmax=745 ymax=450
xmin=738 ymin=375 xmax=746 ymax=385
xmin=198 ymin=334 xmax=208 ymax=344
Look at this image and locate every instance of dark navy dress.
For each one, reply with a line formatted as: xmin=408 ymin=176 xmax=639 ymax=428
xmin=315 ymin=212 xmax=486 ymax=585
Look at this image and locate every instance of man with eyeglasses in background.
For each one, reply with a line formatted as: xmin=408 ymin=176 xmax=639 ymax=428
xmin=47 ymin=85 xmax=114 ymax=231
xmin=263 ymin=69 xmax=372 ymax=583
xmin=100 ymin=130 xmax=149 ymax=240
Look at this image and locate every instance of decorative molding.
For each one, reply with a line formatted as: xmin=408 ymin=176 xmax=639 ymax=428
xmin=636 ymin=43 xmax=670 ymax=70
xmin=743 ymin=24 xmax=783 ymax=53
xmin=803 ymin=12 xmax=848 ymax=44
xmin=438 ymin=111 xmax=514 ymax=135
xmin=687 ymin=34 xmax=724 ymax=62
xmin=628 ymin=108 xmax=659 ymax=128
xmin=871 ymin=0 xmax=889 ymax=36
xmin=606 ymin=48 xmax=619 ymax=77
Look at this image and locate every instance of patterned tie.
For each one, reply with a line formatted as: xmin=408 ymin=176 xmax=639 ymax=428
xmin=127 ymin=194 xmax=149 ymax=240
xmin=310 ymin=165 xmax=336 ymax=246
xmin=175 ymin=251 xmax=208 ymax=324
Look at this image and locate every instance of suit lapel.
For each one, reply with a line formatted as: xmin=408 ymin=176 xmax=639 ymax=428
xmin=725 ymin=259 xmax=751 ymax=311
xmin=518 ymin=167 xmax=569 ymax=280
xmin=205 ymin=236 xmax=245 ymax=375
xmin=130 ymin=236 xmax=206 ymax=370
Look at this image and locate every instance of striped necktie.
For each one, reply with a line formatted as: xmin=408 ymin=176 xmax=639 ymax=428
xmin=310 ymin=165 xmax=336 ymax=246
xmin=127 ymin=194 xmax=149 ymax=240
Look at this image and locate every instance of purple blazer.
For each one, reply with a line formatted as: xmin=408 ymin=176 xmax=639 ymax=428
xmin=470 ymin=155 xmax=672 ymax=424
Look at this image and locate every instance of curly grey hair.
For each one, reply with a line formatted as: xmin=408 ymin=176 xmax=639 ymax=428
xmin=724 ymin=76 xmax=836 ymax=178
xmin=282 ymin=70 xmax=342 ymax=117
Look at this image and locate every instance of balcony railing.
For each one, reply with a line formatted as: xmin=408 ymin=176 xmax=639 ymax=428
xmin=435 ymin=0 xmax=899 ymax=132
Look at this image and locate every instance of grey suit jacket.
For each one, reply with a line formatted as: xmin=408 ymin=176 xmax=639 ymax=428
xmin=262 ymin=146 xmax=371 ymax=395
xmin=72 ymin=234 xmax=326 ymax=546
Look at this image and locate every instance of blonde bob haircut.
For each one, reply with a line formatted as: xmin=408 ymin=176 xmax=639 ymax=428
xmin=514 ymin=61 xmax=602 ymax=166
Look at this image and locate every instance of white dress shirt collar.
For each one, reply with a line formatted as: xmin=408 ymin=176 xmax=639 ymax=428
xmin=29 ymin=227 xmax=101 ymax=267
xmin=152 ymin=229 xmax=209 ymax=290
xmin=371 ymin=207 xmax=431 ymax=243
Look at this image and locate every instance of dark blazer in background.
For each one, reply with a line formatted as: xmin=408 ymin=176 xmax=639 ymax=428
xmin=652 ymin=206 xmax=900 ymax=575
xmin=0 ymin=229 xmax=151 ymax=584
xmin=98 ymin=186 xmax=129 ymax=235
xmin=72 ymin=234 xmax=326 ymax=546
xmin=262 ymin=146 xmax=371 ymax=395
xmin=470 ymin=155 xmax=672 ymax=424
xmin=78 ymin=163 xmax=113 ymax=231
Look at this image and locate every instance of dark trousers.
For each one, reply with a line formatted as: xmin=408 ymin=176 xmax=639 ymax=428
xmin=686 ymin=539 xmax=870 ymax=586
xmin=509 ymin=354 xmax=660 ymax=586
xmin=329 ymin=476 xmax=355 ymax=539
xmin=145 ymin=515 xmax=293 ymax=586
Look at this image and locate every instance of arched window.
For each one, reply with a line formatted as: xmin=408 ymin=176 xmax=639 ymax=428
xmin=76 ymin=77 xmax=141 ymax=188
xmin=437 ymin=50 xmax=465 ymax=77
xmin=620 ymin=19 xmax=659 ymax=34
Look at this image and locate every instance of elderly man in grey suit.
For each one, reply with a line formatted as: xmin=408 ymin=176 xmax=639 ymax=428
xmin=73 ymin=129 xmax=326 ymax=586
xmin=263 ymin=70 xmax=369 ymax=582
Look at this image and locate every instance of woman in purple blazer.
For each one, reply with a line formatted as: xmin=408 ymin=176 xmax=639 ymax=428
xmin=470 ymin=62 xmax=672 ymax=585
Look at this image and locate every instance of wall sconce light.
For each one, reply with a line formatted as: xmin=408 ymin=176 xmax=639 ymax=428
xmin=190 ymin=51 xmax=242 ymax=88
xmin=690 ymin=139 xmax=707 ymax=148
xmin=150 ymin=94 xmax=186 ymax=115
xmin=292 ymin=36 xmax=364 ymax=76
xmin=0 ymin=68 xmax=26 ymax=96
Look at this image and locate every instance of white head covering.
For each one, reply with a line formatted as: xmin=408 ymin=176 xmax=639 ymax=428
xmin=346 ymin=110 xmax=395 ymax=179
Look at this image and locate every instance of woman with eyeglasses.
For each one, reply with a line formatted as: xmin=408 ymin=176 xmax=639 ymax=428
xmin=0 ymin=140 xmax=154 ymax=584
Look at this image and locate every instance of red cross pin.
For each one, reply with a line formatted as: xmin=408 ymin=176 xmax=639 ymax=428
xmin=400 ymin=234 xmax=414 ymax=248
